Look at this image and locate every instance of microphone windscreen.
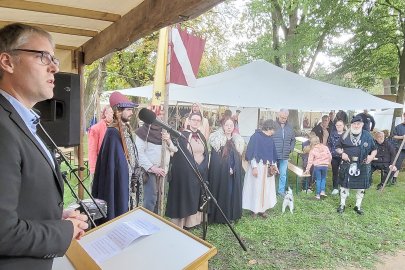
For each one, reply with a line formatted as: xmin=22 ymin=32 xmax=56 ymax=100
xmin=138 ymin=108 xmax=156 ymax=124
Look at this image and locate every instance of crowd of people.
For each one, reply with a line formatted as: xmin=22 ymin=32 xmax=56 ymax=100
xmin=88 ymin=99 xmax=405 ymax=230
xmin=301 ymin=110 xmax=402 ymax=215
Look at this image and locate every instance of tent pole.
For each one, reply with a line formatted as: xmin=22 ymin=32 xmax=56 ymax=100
xmin=77 ymin=51 xmax=85 ymax=199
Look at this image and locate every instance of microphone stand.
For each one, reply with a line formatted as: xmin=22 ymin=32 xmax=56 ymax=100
xmin=174 ymin=137 xmax=247 ymax=251
xmin=38 ymin=123 xmax=107 ymax=228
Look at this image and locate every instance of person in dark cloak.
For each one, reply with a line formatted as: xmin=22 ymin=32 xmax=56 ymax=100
xmin=165 ymin=112 xmax=209 ymax=229
xmin=208 ymin=116 xmax=245 ymax=223
xmin=92 ymin=92 xmax=141 ymax=222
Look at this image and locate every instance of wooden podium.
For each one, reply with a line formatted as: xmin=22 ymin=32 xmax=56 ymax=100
xmin=53 ymin=207 xmax=216 ymax=270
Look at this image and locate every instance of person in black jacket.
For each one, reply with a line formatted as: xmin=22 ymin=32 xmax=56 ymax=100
xmin=335 ymin=110 xmax=348 ymax=126
xmin=371 ymin=131 xmax=397 ymax=189
xmin=356 ymin=110 xmax=375 ymax=132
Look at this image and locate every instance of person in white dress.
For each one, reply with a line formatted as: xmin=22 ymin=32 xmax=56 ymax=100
xmin=242 ymin=120 xmax=278 ymax=218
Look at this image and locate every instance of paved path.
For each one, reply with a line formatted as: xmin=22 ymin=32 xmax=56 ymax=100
xmin=375 ymin=250 xmax=405 ymax=270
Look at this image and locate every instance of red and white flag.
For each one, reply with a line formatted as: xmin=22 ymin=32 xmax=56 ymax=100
xmin=170 ymin=27 xmax=205 ymax=87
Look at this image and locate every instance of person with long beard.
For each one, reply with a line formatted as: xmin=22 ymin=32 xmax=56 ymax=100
xmin=336 ymin=116 xmax=377 ymax=215
xmin=92 ymin=92 xmax=141 ymax=222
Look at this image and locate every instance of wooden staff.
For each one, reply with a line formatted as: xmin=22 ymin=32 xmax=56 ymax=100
xmin=380 ymin=136 xmax=405 ymax=192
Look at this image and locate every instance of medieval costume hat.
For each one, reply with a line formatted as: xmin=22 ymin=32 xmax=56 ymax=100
xmin=109 ymin=91 xmax=138 ymax=108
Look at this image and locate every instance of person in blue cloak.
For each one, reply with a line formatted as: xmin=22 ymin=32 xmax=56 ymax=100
xmin=92 ymin=92 xmax=142 ymax=223
xmin=242 ymin=119 xmax=278 ymax=218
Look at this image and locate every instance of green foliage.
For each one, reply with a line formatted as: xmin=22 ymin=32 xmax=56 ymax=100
xmin=104 ymin=32 xmax=158 ymax=90
xmin=332 ymin=0 xmax=405 ymax=91
xmin=231 ymin=0 xmax=354 ymax=74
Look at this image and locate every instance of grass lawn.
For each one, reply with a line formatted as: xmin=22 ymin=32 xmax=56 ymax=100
xmin=202 ymin=172 xmax=405 ymax=270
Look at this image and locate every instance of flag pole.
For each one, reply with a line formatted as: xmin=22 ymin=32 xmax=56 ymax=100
xmin=150 ymin=26 xmax=172 ymax=215
xmin=157 ymin=26 xmax=172 ymax=215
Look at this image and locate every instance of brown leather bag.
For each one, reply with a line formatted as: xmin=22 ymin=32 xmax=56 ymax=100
xmin=267 ymin=164 xmax=277 ymax=177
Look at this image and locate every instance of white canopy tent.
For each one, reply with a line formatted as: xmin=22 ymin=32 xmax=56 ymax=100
xmin=110 ymin=59 xmax=402 ymax=111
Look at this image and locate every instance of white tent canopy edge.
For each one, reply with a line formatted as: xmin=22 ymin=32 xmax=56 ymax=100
xmin=108 ymin=59 xmax=402 ymax=111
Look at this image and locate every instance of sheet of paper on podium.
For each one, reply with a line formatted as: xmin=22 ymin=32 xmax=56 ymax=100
xmin=82 ymin=218 xmax=159 ymax=264
xmin=64 ymin=207 xmax=217 ymax=270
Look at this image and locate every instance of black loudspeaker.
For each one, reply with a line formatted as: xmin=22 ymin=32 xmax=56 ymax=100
xmin=34 ymin=72 xmax=80 ymax=147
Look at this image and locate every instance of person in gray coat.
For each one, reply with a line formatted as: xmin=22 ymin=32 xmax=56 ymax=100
xmin=272 ymin=109 xmax=296 ymax=196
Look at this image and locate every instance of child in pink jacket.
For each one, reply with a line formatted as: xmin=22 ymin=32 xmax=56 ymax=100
xmin=304 ymin=136 xmax=332 ymax=199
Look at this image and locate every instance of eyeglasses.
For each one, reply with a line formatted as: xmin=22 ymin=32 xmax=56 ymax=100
xmin=190 ymin=118 xmax=201 ymax=122
xmin=12 ymin=49 xmax=60 ymax=67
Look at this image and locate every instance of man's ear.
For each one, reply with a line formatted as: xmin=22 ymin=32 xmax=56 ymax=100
xmin=0 ymin=52 xmax=15 ymax=74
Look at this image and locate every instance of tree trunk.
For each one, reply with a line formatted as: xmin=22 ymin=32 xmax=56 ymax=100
xmin=271 ymin=11 xmax=281 ymax=67
xmin=288 ymin=110 xmax=300 ymax=131
xmin=390 ymin=76 xmax=397 ymax=94
xmin=391 ymin=40 xmax=405 ymax=132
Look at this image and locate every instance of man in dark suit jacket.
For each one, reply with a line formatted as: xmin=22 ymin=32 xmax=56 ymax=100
xmin=0 ymin=23 xmax=88 ymax=270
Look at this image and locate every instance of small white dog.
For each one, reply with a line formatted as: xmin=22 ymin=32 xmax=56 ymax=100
xmin=282 ymin=187 xmax=294 ymax=214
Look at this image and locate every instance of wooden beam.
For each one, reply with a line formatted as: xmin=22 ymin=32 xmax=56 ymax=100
xmin=81 ymin=0 xmax=224 ymax=65
xmin=0 ymin=0 xmax=121 ymax=22
xmin=0 ymin=20 xmax=98 ymax=37
xmin=55 ymin=44 xmax=78 ymax=51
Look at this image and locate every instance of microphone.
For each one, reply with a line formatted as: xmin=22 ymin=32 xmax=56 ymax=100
xmin=138 ymin=108 xmax=185 ymax=139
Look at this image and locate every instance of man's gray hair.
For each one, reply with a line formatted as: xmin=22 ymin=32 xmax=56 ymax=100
xmin=0 ymin=23 xmax=54 ymax=79
xmin=279 ymin=108 xmax=289 ymax=116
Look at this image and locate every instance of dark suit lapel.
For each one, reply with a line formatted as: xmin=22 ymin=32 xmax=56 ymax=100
xmin=0 ymin=96 xmax=64 ymax=195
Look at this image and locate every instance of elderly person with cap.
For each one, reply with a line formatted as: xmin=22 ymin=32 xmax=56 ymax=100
xmin=335 ymin=115 xmax=377 ymax=215
xmin=92 ymin=92 xmax=142 ymax=222
xmin=371 ymin=130 xmax=397 ymax=190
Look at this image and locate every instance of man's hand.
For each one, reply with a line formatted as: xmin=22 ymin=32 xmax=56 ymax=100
xmin=389 ymin=165 xmax=397 ymax=172
xmin=149 ymin=165 xmax=166 ymax=177
xmin=162 ymin=131 xmax=170 ymax=142
xmin=63 ymin=209 xmax=88 ymax=240
xmin=66 ymin=218 xmax=88 ymax=240
xmin=365 ymin=155 xmax=374 ymax=164
xmin=341 ymin=152 xmax=349 ymax=162
xmin=252 ymin=167 xmax=258 ymax=177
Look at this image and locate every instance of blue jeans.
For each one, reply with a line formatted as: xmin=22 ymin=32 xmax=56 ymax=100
xmin=277 ymin=159 xmax=288 ymax=194
xmin=314 ymin=166 xmax=328 ymax=195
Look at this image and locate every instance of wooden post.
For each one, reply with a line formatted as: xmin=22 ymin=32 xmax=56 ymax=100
xmin=157 ymin=26 xmax=172 ymax=215
xmin=77 ymin=51 xmax=85 ymax=199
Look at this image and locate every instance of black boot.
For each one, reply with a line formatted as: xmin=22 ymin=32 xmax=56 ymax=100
xmin=353 ymin=206 xmax=364 ymax=215
xmin=376 ymin=183 xmax=383 ymax=190
xmin=391 ymin=177 xmax=397 ymax=185
xmin=337 ymin=205 xmax=345 ymax=214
